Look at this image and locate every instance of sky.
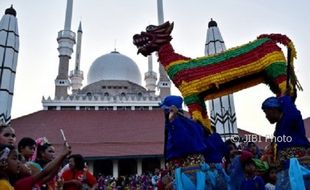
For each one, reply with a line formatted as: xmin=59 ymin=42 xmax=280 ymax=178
xmin=1 ymin=0 xmax=310 ymax=137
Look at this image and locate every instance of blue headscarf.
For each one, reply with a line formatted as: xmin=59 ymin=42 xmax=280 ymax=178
xmin=261 ymin=97 xmax=281 ymax=110
xmin=159 ymin=95 xmax=183 ymax=110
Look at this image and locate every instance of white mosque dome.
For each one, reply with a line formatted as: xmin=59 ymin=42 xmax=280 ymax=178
xmin=87 ymin=51 xmax=142 ymax=85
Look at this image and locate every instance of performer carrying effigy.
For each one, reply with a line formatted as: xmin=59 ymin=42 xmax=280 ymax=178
xmin=158 ymin=95 xmax=207 ymax=190
xmin=158 ymin=95 xmax=231 ymax=190
xmin=262 ymin=96 xmax=310 ymax=189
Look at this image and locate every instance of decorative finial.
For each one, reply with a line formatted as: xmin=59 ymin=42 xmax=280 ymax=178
xmin=5 ymin=5 xmax=16 ymax=17
xmin=111 ymin=39 xmax=119 ymax=53
xmin=114 ymin=39 xmax=117 ymax=52
xmin=78 ymin=21 xmax=82 ymax=33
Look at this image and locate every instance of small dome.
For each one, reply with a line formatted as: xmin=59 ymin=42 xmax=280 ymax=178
xmin=5 ymin=5 xmax=16 ymax=16
xmin=87 ymin=51 xmax=142 ymax=85
xmin=208 ymin=19 xmax=217 ymax=28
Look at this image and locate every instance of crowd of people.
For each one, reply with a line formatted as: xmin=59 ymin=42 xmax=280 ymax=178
xmin=157 ymin=95 xmax=310 ymax=190
xmin=1 ymin=95 xmax=310 ymax=190
xmin=96 ymin=172 xmax=161 ymax=190
xmin=0 ymin=126 xmax=164 ymax=190
xmin=0 ymin=125 xmax=100 ymax=190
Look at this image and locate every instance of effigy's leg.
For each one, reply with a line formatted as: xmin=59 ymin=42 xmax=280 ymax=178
xmin=264 ymin=62 xmax=288 ymax=96
xmin=184 ymin=94 xmax=212 ymax=131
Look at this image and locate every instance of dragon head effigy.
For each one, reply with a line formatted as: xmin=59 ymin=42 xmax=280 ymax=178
xmin=133 ymin=21 xmax=174 ymax=56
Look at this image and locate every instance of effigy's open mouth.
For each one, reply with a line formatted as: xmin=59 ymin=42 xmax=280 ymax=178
xmin=133 ymin=33 xmax=153 ymax=55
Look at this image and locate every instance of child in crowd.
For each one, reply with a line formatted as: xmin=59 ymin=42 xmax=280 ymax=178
xmin=17 ymin=137 xmax=41 ymax=177
xmin=18 ymin=137 xmax=36 ymax=162
xmin=247 ymin=142 xmax=262 ymax=159
xmin=264 ymin=167 xmax=277 ymax=190
xmin=0 ymin=125 xmax=16 ymax=146
xmin=240 ymin=158 xmax=265 ymax=190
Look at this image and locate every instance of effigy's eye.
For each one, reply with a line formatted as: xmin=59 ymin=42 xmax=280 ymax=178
xmin=146 ymin=25 xmax=155 ymax=31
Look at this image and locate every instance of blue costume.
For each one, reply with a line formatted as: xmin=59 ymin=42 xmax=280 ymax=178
xmin=160 ymin=96 xmax=233 ymax=190
xmin=202 ymin=132 xmax=230 ymax=190
xmin=164 ymin=113 xmax=207 ymax=161
xmin=160 ymin=96 xmax=207 ymax=161
xmin=240 ymin=176 xmax=265 ymax=190
xmin=262 ymin=96 xmax=309 ymax=163
xmin=227 ymin=155 xmax=245 ymax=190
xmin=203 ymin=132 xmax=228 ymax=163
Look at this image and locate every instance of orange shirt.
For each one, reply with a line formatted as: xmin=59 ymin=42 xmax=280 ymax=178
xmin=62 ymin=169 xmax=96 ymax=190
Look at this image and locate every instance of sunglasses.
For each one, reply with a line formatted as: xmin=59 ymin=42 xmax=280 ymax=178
xmin=3 ymin=133 xmax=16 ymax=138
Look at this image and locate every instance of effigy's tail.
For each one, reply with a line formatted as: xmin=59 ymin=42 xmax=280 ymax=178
xmin=257 ymin=34 xmax=302 ymax=92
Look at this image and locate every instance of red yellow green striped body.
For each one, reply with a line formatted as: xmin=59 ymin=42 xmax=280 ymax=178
xmin=157 ymin=34 xmax=299 ymax=130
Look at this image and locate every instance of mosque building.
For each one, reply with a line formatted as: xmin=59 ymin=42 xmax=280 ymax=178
xmin=11 ymin=0 xmax=169 ymax=177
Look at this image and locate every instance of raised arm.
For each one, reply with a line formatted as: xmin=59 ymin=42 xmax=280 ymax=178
xmin=33 ymin=144 xmax=71 ymax=184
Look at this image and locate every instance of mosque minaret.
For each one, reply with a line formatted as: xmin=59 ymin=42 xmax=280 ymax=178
xmin=205 ymin=19 xmax=238 ymax=139
xmin=157 ymin=0 xmax=171 ymax=98
xmin=0 ymin=6 xmax=19 ymax=125
xmin=55 ymin=0 xmax=76 ymax=98
xmin=69 ymin=22 xmax=84 ymax=94
xmin=144 ymin=54 xmax=157 ymax=93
